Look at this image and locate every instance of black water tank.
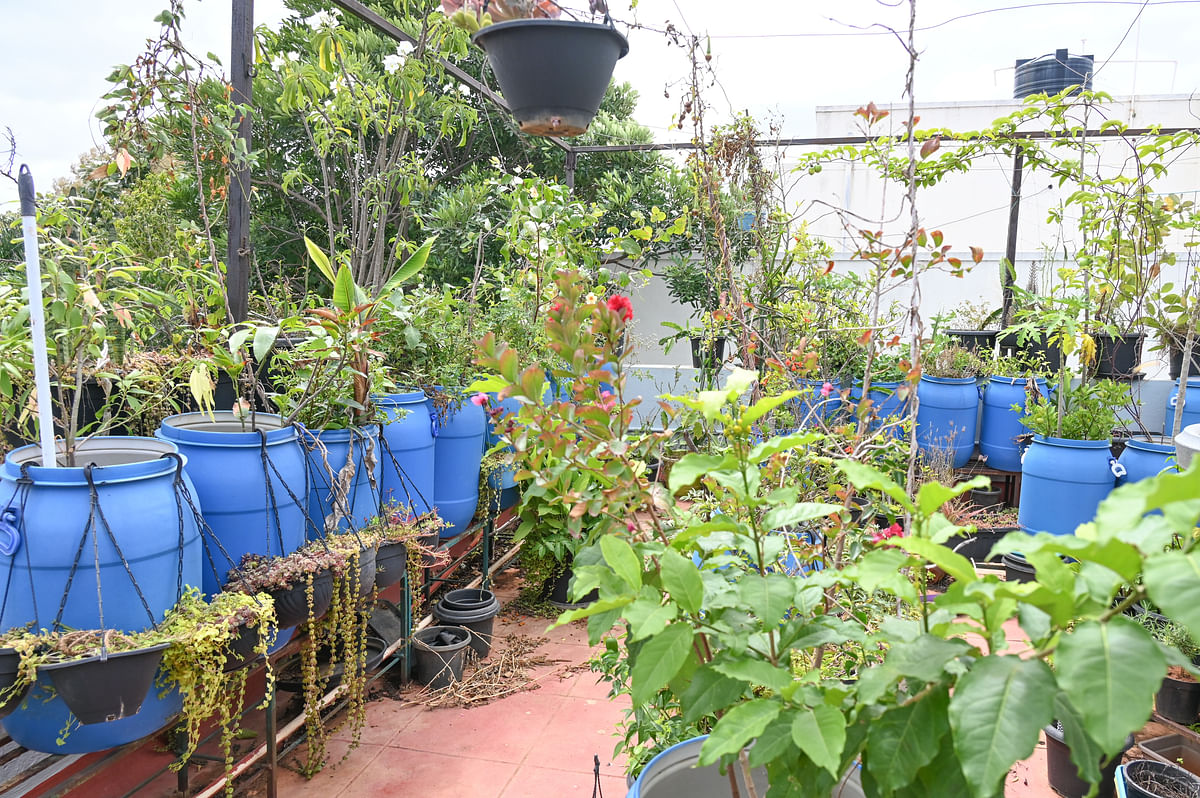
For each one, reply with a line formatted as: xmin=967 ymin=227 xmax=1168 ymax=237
xmin=1014 ymin=49 xmax=1094 ymax=99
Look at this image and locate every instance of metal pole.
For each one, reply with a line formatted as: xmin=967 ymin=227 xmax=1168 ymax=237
xmin=1002 ymin=150 xmax=1024 ymax=329
xmin=227 ymin=0 xmax=254 ymax=323
xmin=565 ymin=150 xmax=577 ymax=191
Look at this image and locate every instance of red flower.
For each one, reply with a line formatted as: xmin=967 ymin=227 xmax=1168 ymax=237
xmin=869 ymin=522 xmax=905 ymax=545
xmin=606 ymin=295 xmax=633 ymax=322
xmin=550 ymin=301 xmax=564 ymax=315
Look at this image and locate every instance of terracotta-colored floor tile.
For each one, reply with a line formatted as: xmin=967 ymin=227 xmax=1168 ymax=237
xmin=1006 ymin=732 xmax=1052 ymax=796
xmin=390 ymin=689 xmax=563 ymax=763
xmin=276 ymin=739 xmax=384 ymax=796
xmin=567 ymin=670 xmax=617 ymax=701
xmin=525 ymin=695 xmax=629 ymax=774
xmin=342 ymin=746 xmax=518 ymax=798
xmin=330 ymin=697 xmax=424 ymax=745
xmin=498 ymin=765 xmax=627 ymax=798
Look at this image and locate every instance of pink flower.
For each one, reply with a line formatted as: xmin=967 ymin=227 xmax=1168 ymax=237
xmin=869 ymin=522 xmax=905 ymax=545
xmin=820 ymin=381 xmax=834 ymax=398
xmin=550 ymin=301 xmax=564 ymax=315
xmin=470 ymin=393 xmax=488 ymax=407
xmin=626 ymin=520 xmax=636 ymax=532
xmin=599 ymin=390 xmax=616 ymax=411
xmin=606 ymin=295 xmax=633 ymax=322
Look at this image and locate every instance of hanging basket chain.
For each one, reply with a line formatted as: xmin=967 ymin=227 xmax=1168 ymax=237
xmin=0 ymin=467 xmax=39 ymax=627
xmin=376 ymin=423 xmax=436 ymax=517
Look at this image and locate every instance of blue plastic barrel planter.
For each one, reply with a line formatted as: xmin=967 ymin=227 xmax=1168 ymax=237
xmin=791 ymin=379 xmax=840 ymax=428
xmin=299 ymin=425 xmax=382 ymax=538
xmin=377 ymin=391 xmax=437 ymax=518
xmin=431 ymin=396 xmax=487 ymax=538
xmin=1165 ymin=377 xmax=1200 ymax=435
xmin=0 ymin=437 xmax=202 ymax=634
xmin=1117 ymin=435 xmax=1177 ymax=485
xmin=849 ymin=380 xmax=909 ymax=436
xmin=1018 ymin=436 xmax=1121 ymax=536
xmin=157 ymin=412 xmax=307 ymax=595
xmin=916 ymin=376 xmax=979 ymax=468
xmin=979 ymin=376 xmax=1048 ymax=472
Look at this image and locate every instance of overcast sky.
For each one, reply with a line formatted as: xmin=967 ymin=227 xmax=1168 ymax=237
xmin=3 ymin=0 xmax=1199 ymax=208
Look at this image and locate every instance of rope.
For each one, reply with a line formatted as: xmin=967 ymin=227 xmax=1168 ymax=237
xmin=0 ymin=466 xmax=37 ymax=626
xmin=377 ymin=422 xmax=434 ymax=516
xmin=84 ymin=464 xmax=159 ymax=630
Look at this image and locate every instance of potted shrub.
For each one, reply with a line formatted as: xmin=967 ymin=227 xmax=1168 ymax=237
xmin=445 ymin=0 xmax=629 ymax=137
xmin=941 ymin=299 xmax=1001 ymax=353
xmin=658 ymin=258 xmax=724 ymax=371
xmin=1120 ymin=760 xmax=1200 ymax=798
xmin=916 ymin=341 xmax=986 ymax=468
xmin=1136 ymin=613 xmax=1200 ymax=723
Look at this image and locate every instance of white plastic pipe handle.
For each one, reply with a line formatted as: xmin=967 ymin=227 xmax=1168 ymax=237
xmin=1110 ymin=458 xmax=1127 ymax=479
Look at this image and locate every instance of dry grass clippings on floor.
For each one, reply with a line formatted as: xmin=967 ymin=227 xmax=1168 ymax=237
xmin=407 ymin=634 xmax=561 ymax=708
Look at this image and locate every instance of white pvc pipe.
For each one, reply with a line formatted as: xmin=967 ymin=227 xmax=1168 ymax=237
xmin=18 ymin=167 xmax=57 ymax=468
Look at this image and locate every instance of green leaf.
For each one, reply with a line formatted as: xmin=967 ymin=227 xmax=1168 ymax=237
xmin=1144 ymin=551 xmax=1200 ymax=646
xmin=332 ymin=263 xmax=355 ymax=313
xmin=698 ymin=699 xmax=780 ymax=766
xmin=884 ymin=634 xmax=972 ymax=683
xmin=849 ymin=548 xmax=919 ymax=601
xmin=252 ymin=325 xmax=279 ymax=363
xmin=762 ymin=502 xmax=844 ymax=529
xmin=304 ymin=236 xmax=335 ymax=284
xmin=747 ymin=431 xmax=821 ymax=464
xmin=625 ymin=593 xmax=677 ymax=642
xmin=711 ymin=657 xmax=794 ymax=692
xmin=948 ymin=657 xmax=1056 ymax=798
xmin=917 ymin=477 xmax=990 ymax=517
xmin=1053 ymin=693 xmax=1103 ymax=787
xmin=724 ymin=367 xmax=758 ymax=397
xmin=836 ymin=459 xmax=915 ymax=512
xmin=1055 ymin=617 xmax=1165 ymax=755
xmin=741 ymin=391 xmax=799 ymax=426
xmin=668 ymin=453 xmax=726 ymax=495
xmin=749 ymin=714 xmax=797 ymax=768
xmin=893 ymin=536 xmax=978 ymax=584
xmin=867 ymin=686 xmax=949 ymax=793
xmin=630 ymin=622 xmax=694 ymax=705
xmin=659 ymin=547 xmax=704 ymax=614
xmin=384 ymin=236 xmax=435 ymax=293
xmin=549 ymin=595 xmax=632 ymax=627
xmin=600 ymin=536 xmax=642 ymax=591
xmin=680 ymin=666 xmax=747 ymax=723
xmin=738 ymin=573 xmax=796 ymax=628
xmin=791 ymin=704 xmax=846 ymax=778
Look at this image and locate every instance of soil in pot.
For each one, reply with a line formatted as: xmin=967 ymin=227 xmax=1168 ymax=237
xmin=374 ymin=541 xmax=406 ymax=589
xmin=40 ymin=642 xmax=170 ymax=725
xmin=1157 ymin=666 xmax=1200 ymax=724
xmin=412 ymin=625 xmax=471 ymax=690
xmin=269 ymin=570 xmax=334 ymax=629
xmin=1123 ymin=759 xmax=1200 ymax=798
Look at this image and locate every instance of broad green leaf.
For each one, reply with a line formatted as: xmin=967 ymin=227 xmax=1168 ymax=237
xmin=383 ymin=236 xmax=435 ymax=293
xmin=893 ymin=536 xmax=978 ymax=584
xmin=227 ymin=326 xmax=253 ymax=357
xmin=698 ymin=699 xmax=780 ymax=766
xmin=630 ymin=622 xmax=694 ymax=705
xmin=659 ymin=547 xmax=704 ymax=614
xmin=836 ymin=459 xmax=915 ymax=512
xmin=749 ymin=714 xmax=797 ymax=767
xmin=724 ymin=367 xmax=758 ymax=397
xmin=680 ymin=666 xmax=747 ymax=723
xmin=762 ymin=502 xmax=844 ymax=529
xmin=1144 ymin=551 xmax=1200 ymax=645
xmin=600 ymin=536 xmax=642 ymax=591
xmin=949 ymin=657 xmax=1056 ymax=798
xmin=867 ymin=686 xmax=949 ymax=792
xmin=711 ymin=657 xmax=794 ymax=692
xmin=252 ymin=325 xmax=279 ymax=363
xmin=917 ymin=476 xmax=990 ymax=517
xmin=1053 ymin=693 xmax=1103 ymax=788
xmin=549 ymin=595 xmax=632 ymax=627
xmin=625 ymin=592 xmax=677 ymax=642
xmin=748 ymin=431 xmax=821 ymax=464
xmin=883 ymin=634 xmax=972 ymax=683
xmin=738 ymin=573 xmax=795 ymax=628
xmin=850 ymin=548 xmax=919 ymax=601
xmin=332 ymin=263 xmax=355 ymax=312
xmin=1055 ymin=617 xmax=1165 ymax=754
xmin=741 ymin=391 xmax=800 ymax=426
xmin=1093 ymin=464 xmax=1200 ymax=536
xmin=304 ymin=236 xmax=335 ymax=284
xmin=791 ymin=704 xmax=846 ymax=778
xmin=668 ymin=453 xmax=726 ymax=495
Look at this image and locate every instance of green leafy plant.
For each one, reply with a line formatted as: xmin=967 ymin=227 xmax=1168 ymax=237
xmin=1019 ymin=379 xmax=1129 ymax=441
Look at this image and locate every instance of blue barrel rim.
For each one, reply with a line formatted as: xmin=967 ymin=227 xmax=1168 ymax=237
xmin=988 ymin=375 xmax=1049 ymax=386
xmin=375 ymin=389 xmax=428 ymax=406
xmin=158 ymin=411 xmax=298 ymax=448
xmin=1125 ymin=435 xmax=1175 ymax=455
xmin=920 ymin=375 xmax=977 ymax=386
xmin=297 ymin=424 xmax=381 ymax=444
xmin=2 ymin=437 xmax=184 ymax=486
xmin=1030 ymin=435 xmax=1114 ymax=449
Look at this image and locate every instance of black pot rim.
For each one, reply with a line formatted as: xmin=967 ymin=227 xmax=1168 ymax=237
xmin=413 ymin=625 xmax=473 ymax=652
xmin=38 ymin=640 xmax=170 ymax=674
xmin=472 ymin=18 xmax=630 ymax=58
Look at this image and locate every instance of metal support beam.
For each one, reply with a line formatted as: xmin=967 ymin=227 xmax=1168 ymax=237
xmin=565 ymin=150 xmax=577 ymax=191
xmin=1002 ymin=150 xmax=1024 ymax=329
xmin=328 ymin=0 xmax=572 ymax=153
xmin=227 ymin=0 xmax=254 ymax=323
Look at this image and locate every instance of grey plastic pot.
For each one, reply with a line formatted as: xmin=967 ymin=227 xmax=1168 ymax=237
xmin=626 ymin=735 xmax=864 ymax=798
xmin=1176 ymin=424 xmax=1200 ymax=470
xmin=433 ymin=590 xmax=501 ymax=658
xmin=412 ymin=625 xmax=472 ymax=689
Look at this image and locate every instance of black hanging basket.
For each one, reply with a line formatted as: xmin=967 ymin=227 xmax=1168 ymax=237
xmin=472 ymin=19 xmax=629 ymax=137
xmin=39 ymin=642 xmax=170 ymax=725
xmin=270 ymin=569 xmax=334 ymax=629
xmin=374 ymin=541 xmax=407 ymax=589
xmin=0 ymin=646 xmax=31 ymax=720
xmin=222 ymin=619 xmax=274 ymax=673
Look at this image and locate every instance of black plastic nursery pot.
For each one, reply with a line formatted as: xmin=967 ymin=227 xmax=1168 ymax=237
xmin=0 ymin=646 xmax=30 ymax=720
xmin=269 ymin=569 xmax=334 ymax=629
xmin=1140 ymin=734 xmax=1200 ymax=778
xmin=222 ymin=619 xmax=272 ymax=673
xmin=1044 ymin=723 xmax=1130 ymax=798
xmin=1122 ymin=759 xmax=1200 ymax=798
xmin=39 ymin=642 xmax=170 ymax=725
xmin=1093 ymin=332 xmax=1145 ymax=379
xmin=948 ymin=526 xmax=1016 ymax=564
xmin=374 ymin=541 xmax=407 ymax=589
xmin=689 ymin=336 xmax=726 ymax=370
xmin=472 ymin=19 xmax=629 ymax=137
xmin=1171 ymin=341 xmax=1200 ymax=380
xmin=970 ymin=487 xmax=1003 ymax=508
xmin=1156 ymin=671 xmax=1200 ymax=724
xmin=1003 ymin=552 xmax=1036 ymax=583
xmin=412 ymin=625 xmax=472 ymax=690
xmin=948 ymin=329 xmax=998 ymax=352
xmin=999 ymin=331 xmax=1063 ymax=371
xmin=544 ymin=567 xmax=599 ymax=610
xmin=433 ymin=589 xmax=501 ymax=658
